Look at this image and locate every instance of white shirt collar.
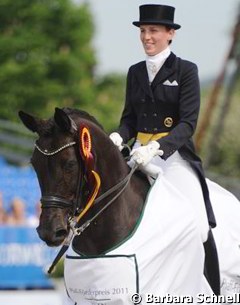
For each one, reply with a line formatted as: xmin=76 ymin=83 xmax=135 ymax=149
xmin=146 ymin=47 xmax=171 ymax=82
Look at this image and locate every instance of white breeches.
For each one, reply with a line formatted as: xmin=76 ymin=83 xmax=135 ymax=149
xmin=130 ymin=141 xmax=209 ymax=243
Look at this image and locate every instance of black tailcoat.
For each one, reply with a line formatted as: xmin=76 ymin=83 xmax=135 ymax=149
xmin=118 ymin=52 xmax=216 ymax=227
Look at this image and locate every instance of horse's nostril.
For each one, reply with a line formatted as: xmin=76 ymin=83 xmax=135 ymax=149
xmin=55 ymin=228 xmax=68 ymax=239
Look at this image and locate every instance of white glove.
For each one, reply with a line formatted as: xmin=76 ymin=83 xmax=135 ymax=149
xmin=109 ymin=132 xmax=124 ymax=151
xmin=130 ymin=141 xmax=163 ymax=166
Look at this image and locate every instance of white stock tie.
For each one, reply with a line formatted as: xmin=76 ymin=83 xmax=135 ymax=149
xmin=148 ymin=63 xmax=158 ymax=83
xmin=149 ymin=63 xmax=157 ymax=75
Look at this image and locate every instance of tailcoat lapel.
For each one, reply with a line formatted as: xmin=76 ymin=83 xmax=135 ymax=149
xmin=134 ymin=62 xmax=153 ymax=98
xmin=151 ymin=52 xmax=177 ymax=89
xmin=134 ymin=53 xmax=177 ymax=96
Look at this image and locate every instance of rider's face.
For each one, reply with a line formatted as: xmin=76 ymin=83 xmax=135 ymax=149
xmin=140 ymin=25 xmax=175 ymax=56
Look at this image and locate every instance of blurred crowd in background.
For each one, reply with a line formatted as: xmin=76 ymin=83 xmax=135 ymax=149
xmin=0 ymin=192 xmax=40 ymax=227
xmin=0 ymin=156 xmax=41 ymax=228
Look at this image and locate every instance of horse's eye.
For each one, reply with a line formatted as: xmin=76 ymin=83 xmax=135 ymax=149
xmin=63 ymin=160 xmax=78 ymax=172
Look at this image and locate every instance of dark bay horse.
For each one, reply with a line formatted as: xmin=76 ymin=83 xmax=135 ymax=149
xmin=19 ymin=107 xmax=149 ymax=255
xmin=19 ymin=107 xmax=221 ymax=303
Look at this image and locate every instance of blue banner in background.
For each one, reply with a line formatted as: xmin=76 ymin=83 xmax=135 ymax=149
xmin=0 ymin=226 xmax=60 ymax=289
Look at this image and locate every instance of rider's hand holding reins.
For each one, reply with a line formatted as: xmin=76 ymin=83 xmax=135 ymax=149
xmin=109 ymin=132 xmax=124 ymax=151
xmin=130 ymin=141 xmax=163 ymax=166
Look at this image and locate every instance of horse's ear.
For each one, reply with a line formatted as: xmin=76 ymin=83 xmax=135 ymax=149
xmin=54 ymin=108 xmax=77 ymax=133
xmin=18 ymin=110 xmax=41 ymax=133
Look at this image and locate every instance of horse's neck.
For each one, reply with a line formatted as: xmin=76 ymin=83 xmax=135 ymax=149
xmin=97 ymin=149 xmax=130 ymax=191
xmin=72 ymin=148 xmax=149 ymax=255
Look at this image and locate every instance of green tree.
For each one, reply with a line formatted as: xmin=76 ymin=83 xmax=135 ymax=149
xmin=0 ymin=0 xmax=96 ymax=120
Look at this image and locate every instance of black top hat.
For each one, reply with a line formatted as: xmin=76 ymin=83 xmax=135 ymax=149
xmin=133 ymin=4 xmax=181 ymax=30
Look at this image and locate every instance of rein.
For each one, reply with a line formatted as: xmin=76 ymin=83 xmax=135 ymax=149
xmin=35 ymin=128 xmax=138 ymax=273
xmin=47 ymin=162 xmax=138 ymax=274
xmin=73 ymin=163 xmax=138 ymax=235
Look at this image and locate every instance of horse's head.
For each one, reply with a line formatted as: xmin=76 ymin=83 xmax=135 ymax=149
xmin=19 ymin=107 xmax=109 ymax=247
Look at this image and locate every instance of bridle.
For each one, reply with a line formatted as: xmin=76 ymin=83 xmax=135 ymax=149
xmin=34 ymin=126 xmax=138 ymax=273
xmin=35 ymin=140 xmax=84 ymax=212
xmin=35 ymin=137 xmax=137 ymax=225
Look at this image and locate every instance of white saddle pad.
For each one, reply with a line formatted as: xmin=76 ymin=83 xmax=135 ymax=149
xmin=64 ymin=175 xmax=213 ymax=304
xmin=65 ymin=255 xmax=137 ymax=304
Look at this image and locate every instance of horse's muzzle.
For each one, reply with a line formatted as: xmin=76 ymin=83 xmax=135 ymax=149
xmin=36 ymin=224 xmax=68 ymax=247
